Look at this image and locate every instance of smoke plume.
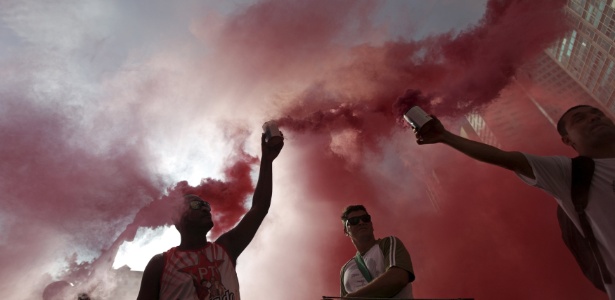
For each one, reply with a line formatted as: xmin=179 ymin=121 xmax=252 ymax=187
xmin=1 ymin=0 xmax=604 ymax=299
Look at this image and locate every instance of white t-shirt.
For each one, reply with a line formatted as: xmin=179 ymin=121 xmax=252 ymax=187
xmin=517 ymin=154 xmax=615 ymax=299
xmin=341 ymin=236 xmax=415 ymax=298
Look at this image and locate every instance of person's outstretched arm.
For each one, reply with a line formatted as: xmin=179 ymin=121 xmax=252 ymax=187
xmin=416 ymin=116 xmax=534 ymax=179
xmin=216 ymin=134 xmax=284 ymax=262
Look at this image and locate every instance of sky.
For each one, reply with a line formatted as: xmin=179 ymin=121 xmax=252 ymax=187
xmin=0 ymin=0 xmax=607 ymax=299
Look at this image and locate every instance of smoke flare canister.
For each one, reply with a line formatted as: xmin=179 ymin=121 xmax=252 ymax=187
xmin=403 ymin=106 xmax=433 ymax=131
xmin=262 ymin=121 xmax=283 ymax=146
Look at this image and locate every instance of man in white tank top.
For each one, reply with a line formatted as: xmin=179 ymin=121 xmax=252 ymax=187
xmin=137 ymin=133 xmax=284 ymax=300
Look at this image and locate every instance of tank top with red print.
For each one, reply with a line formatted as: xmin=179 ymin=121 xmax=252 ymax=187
xmin=160 ymin=242 xmax=239 ymax=300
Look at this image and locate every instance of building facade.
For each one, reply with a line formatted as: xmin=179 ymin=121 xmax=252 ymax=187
xmin=466 ymin=0 xmax=615 ymax=146
xmin=544 ymin=0 xmax=615 ymax=111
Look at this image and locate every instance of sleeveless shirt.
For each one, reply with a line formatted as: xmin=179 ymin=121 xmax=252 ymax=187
xmin=160 ymin=242 xmax=239 ymax=300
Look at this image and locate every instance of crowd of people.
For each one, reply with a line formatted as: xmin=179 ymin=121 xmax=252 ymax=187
xmin=44 ymin=104 xmax=615 ymax=299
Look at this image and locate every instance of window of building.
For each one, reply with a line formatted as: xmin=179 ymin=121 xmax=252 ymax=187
xmin=571 ymin=0 xmax=585 ymax=15
xmin=599 ymin=60 xmax=615 ymax=90
xmin=586 ymin=2 xmax=605 ymax=27
xmin=567 ymin=31 xmax=577 ymax=57
xmin=597 ymin=35 xmax=611 ymax=51
xmin=558 ymin=37 xmax=568 ymax=62
xmin=466 ymin=113 xmax=501 ymax=148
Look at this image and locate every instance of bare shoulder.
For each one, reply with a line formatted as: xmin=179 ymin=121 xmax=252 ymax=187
xmin=137 ymin=253 xmax=165 ymax=300
xmin=150 ymin=253 xmax=164 ymax=263
xmin=144 ymin=253 xmax=165 ymax=274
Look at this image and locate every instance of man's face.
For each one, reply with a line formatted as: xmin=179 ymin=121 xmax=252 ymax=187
xmin=178 ymin=197 xmax=214 ymax=234
xmin=562 ymin=106 xmax=615 ymax=149
xmin=345 ymin=210 xmax=374 ymax=240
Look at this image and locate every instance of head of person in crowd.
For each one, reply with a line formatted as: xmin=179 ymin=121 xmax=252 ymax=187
xmin=557 ymin=105 xmax=615 ymax=156
xmin=173 ymin=194 xmax=213 ymax=236
xmin=77 ymin=292 xmax=91 ymax=300
xmin=341 ymin=204 xmax=375 ymax=243
xmin=43 ymin=281 xmax=72 ymax=300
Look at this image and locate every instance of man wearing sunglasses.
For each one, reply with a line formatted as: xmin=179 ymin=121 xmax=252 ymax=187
xmin=340 ymin=205 xmax=415 ymax=299
xmin=137 ymin=133 xmax=284 ymax=300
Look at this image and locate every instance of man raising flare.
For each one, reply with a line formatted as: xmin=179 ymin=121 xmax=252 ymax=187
xmin=137 ymin=132 xmax=284 ymax=300
xmin=415 ymin=105 xmax=615 ymax=298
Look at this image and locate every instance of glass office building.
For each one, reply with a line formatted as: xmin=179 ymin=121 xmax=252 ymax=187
xmin=546 ymin=0 xmax=615 ymax=111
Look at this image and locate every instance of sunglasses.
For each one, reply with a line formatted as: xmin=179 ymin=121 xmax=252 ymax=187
xmin=346 ymin=214 xmax=371 ymax=226
xmin=189 ymin=200 xmax=211 ymax=211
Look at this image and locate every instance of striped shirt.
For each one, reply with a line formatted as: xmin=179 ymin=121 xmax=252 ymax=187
xmin=340 ymin=236 xmax=415 ymax=298
xmin=160 ymin=242 xmax=239 ymax=300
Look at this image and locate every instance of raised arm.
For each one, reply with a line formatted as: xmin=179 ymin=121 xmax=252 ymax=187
xmin=216 ymin=134 xmax=284 ymax=262
xmin=416 ymin=117 xmax=534 ymax=179
xmin=137 ymin=253 xmax=163 ymax=300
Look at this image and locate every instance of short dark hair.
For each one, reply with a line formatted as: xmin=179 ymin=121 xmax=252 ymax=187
xmin=557 ymin=105 xmax=593 ymax=136
xmin=183 ymin=194 xmax=203 ymax=202
xmin=341 ymin=205 xmax=367 ymax=221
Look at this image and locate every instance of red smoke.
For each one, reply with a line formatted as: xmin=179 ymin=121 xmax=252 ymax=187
xmin=0 ymin=87 xmax=258 ymax=298
xmin=0 ymin=95 xmax=162 ymax=299
xmin=108 ymin=146 xmax=258 ymax=252
xmin=3 ymin=0 xmax=605 ymax=299
xmin=275 ymin=0 xmax=570 ymax=154
xmin=170 ymin=149 xmax=259 ymax=237
xmin=225 ymin=0 xmax=602 ymax=299
xmin=60 ymin=136 xmax=260 ymax=298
